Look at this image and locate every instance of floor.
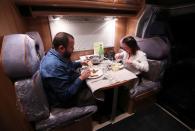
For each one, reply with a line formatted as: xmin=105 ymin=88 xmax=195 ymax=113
xmin=93 ymin=112 xmax=133 ymax=131
xmin=92 ymin=103 xmax=193 ymax=131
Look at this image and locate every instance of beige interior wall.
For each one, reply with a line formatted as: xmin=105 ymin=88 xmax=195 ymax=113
xmin=0 ymin=0 xmax=32 ymax=130
xmin=114 ymin=18 xmax=127 ymax=53
xmin=25 ymin=17 xmax=52 ymax=52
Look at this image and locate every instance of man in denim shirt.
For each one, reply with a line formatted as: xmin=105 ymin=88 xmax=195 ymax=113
xmin=40 ymin=32 xmax=94 ymax=107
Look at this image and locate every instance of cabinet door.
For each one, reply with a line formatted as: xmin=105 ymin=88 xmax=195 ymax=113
xmin=75 ymin=0 xmax=114 ymax=3
xmin=15 ymin=0 xmax=114 ymax=3
xmin=95 ymin=0 xmax=113 ymax=2
xmin=117 ymin=0 xmax=142 ymax=4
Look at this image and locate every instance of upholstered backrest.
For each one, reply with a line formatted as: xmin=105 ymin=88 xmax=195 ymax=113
xmin=135 ymin=37 xmax=170 ymax=82
xmin=15 ymin=71 xmax=50 ymax=122
xmin=1 ymin=34 xmax=40 ymax=80
xmin=142 ymin=59 xmax=166 ymax=82
xmin=135 ymin=37 xmax=170 ymax=60
xmin=1 ymin=34 xmax=49 ymax=121
xmin=26 ymin=32 xmax=45 ymax=59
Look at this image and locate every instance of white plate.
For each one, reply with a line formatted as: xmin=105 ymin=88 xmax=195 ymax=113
xmin=88 ymin=69 xmax=103 ymax=79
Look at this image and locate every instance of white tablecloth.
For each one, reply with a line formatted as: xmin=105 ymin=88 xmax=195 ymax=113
xmin=86 ymin=68 xmax=137 ymax=93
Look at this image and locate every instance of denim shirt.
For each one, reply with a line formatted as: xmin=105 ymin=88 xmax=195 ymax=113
xmin=40 ymin=49 xmax=82 ymax=107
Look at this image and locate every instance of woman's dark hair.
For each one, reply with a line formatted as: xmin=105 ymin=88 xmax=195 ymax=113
xmin=52 ymin=32 xmax=74 ymax=49
xmin=121 ymin=36 xmax=140 ymax=55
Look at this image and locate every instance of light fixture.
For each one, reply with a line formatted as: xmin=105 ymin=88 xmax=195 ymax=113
xmin=52 ymin=16 xmax=63 ymax=20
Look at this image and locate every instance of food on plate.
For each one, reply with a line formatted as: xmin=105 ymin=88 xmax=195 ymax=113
xmin=111 ymin=62 xmax=123 ymax=71
xmin=89 ymin=55 xmax=101 ymax=65
xmin=90 ymin=69 xmax=98 ymax=77
xmin=89 ymin=56 xmax=94 ymax=59
xmin=115 ymin=63 xmax=122 ymax=66
xmin=87 ymin=60 xmax=93 ymax=67
xmin=112 ymin=63 xmax=122 ymax=67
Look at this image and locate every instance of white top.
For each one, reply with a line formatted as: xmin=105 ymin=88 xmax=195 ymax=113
xmin=117 ymin=50 xmax=149 ymax=75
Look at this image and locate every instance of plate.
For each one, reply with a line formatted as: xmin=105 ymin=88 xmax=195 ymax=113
xmin=88 ymin=69 xmax=103 ymax=79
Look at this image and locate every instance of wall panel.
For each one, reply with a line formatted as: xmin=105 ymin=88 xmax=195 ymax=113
xmin=126 ymin=17 xmax=138 ymax=36
xmin=0 ymin=0 xmax=32 ymax=131
xmin=0 ymin=0 xmax=26 ymax=36
xmin=25 ymin=17 xmax=52 ymax=52
xmin=114 ymin=18 xmax=127 ymax=53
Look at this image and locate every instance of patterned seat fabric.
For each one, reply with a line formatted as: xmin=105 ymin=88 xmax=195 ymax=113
xmin=36 ymin=106 xmax=97 ymax=131
xmin=130 ymin=79 xmax=160 ymax=100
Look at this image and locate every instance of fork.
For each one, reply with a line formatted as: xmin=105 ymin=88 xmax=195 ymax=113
xmin=91 ymin=77 xmax=108 ymax=83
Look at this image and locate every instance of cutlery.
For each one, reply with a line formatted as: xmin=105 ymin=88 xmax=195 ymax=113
xmin=91 ymin=77 xmax=108 ymax=83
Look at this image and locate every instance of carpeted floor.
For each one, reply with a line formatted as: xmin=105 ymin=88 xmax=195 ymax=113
xmin=98 ymin=104 xmax=190 ymax=131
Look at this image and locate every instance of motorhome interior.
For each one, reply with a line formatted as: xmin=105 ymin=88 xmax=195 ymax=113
xmin=0 ymin=0 xmax=195 ymax=131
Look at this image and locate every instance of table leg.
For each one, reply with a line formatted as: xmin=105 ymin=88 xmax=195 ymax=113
xmin=110 ymin=87 xmax=118 ymax=121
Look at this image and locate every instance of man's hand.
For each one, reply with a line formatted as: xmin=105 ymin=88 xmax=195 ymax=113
xmin=81 ymin=60 xmax=93 ymax=67
xmin=79 ymin=68 xmax=91 ymax=80
xmin=80 ymin=60 xmax=89 ymax=66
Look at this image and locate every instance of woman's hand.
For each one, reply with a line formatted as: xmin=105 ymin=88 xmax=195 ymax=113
xmin=115 ymin=53 xmax=121 ymax=60
xmin=79 ymin=68 xmax=91 ymax=80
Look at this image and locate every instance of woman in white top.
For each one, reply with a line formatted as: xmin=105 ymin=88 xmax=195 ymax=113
xmin=115 ymin=36 xmax=149 ymax=75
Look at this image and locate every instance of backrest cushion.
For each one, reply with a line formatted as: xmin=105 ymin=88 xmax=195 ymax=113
xmin=14 ymin=71 xmax=50 ymax=122
xmin=142 ymin=59 xmax=166 ymax=82
xmin=1 ymin=34 xmax=40 ymax=79
xmin=135 ymin=37 xmax=170 ymax=60
xmin=26 ymin=32 xmax=45 ymax=59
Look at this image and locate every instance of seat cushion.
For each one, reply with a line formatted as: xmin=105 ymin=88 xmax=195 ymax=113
xmin=35 ymin=105 xmax=97 ymax=131
xmin=130 ymin=79 xmax=160 ymax=100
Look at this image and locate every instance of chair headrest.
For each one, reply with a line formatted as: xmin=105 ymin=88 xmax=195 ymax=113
xmin=135 ymin=37 xmax=170 ymax=60
xmin=1 ymin=34 xmax=40 ymax=80
xmin=26 ymin=32 xmax=45 ymax=59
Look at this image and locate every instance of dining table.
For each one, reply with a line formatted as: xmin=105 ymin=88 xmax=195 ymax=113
xmin=85 ymin=60 xmax=137 ymax=121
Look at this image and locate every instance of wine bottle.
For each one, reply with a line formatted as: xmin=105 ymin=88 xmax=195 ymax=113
xmin=99 ymin=44 xmax=104 ymax=60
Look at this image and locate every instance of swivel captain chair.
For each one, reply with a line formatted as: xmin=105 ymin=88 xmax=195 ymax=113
xmin=128 ymin=37 xmax=170 ymax=113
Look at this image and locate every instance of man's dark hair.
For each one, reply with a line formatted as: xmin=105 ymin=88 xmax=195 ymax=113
xmin=122 ymin=36 xmax=140 ymax=55
xmin=52 ymin=32 xmax=74 ymax=49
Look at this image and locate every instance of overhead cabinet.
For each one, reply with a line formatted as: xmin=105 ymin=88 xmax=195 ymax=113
xmin=15 ymin=0 xmax=144 ymax=17
xmin=117 ymin=0 xmax=143 ymax=4
xmin=75 ymin=0 xmax=114 ymax=3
